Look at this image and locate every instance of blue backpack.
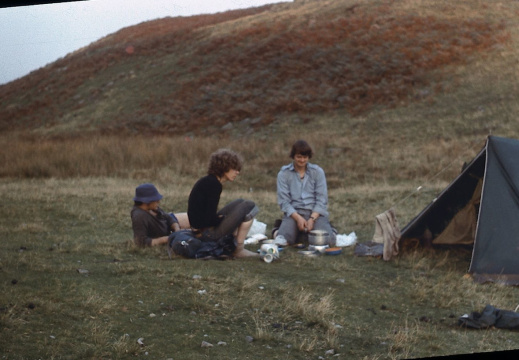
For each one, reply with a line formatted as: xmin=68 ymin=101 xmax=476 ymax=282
xmin=168 ymin=230 xmax=236 ymax=260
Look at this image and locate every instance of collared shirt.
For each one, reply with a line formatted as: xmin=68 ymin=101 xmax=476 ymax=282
xmin=131 ymin=206 xmax=177 ymax=247
xmin=276 ymin=162 xmax=329 ymax=218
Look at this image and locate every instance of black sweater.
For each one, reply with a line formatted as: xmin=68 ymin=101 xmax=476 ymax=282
xmin=187 ymin=174 xmax=223 ymax=229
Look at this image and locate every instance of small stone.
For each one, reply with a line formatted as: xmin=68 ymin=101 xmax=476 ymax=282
xmin=325 ymin=349 xmax=335 ymax=355
xmin=245 ymin=336 xmax=254 ymax=343
xmin=221 ymin=122 xmax=233 ymax=130
xmin=217 ymin=341 xmax=227 ymax=346
xmin=201 ymin=341 xmax=213 ymax=348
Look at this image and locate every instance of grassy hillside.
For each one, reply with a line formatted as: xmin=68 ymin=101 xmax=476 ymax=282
xmin=0 ymin=0 xmax=514 ymax=138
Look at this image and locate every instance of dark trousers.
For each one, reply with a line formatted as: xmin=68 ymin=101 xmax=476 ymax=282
xmin=277 ymin=209 xmax=336 ymax=246
xmin=202 ymin=199 xmax=258 ymax=241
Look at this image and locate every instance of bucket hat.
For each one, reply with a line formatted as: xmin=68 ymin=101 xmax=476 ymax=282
xmin=133 ymin=183 xmax=163 ymax=203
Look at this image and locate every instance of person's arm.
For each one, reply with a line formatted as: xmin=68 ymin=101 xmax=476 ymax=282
xmin=132 ymin=208 xmax=170 ymax=247
xmin=204 ymin=189 xmax=224 ymax=227
xmin=306 ymin=212 xmax=320 ymax=232
xmin=132 ymin=214 xmax=155 ymax=246
xmin=290 ymin=211 xmax=308 ymax=232
xmin=277 ymin=170 xmax=297 ymax=217
xmin=134 ymin=225 xmax=168 ymax=246
xmin=278 ymin=170 xmax=307 ymax=231
xmin=150 ymin=236 xmax=169 ymax=246
xmin=188 ymin=176 xmax=223 ymax=228
xmin=311 ymin=167 xmax=329 ymax=217
xmin=162 ymin=210 xmax=181 ymax=232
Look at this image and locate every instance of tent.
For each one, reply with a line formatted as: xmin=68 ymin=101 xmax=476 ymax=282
xmin=399 ymin=135 xmax=519 ymax=285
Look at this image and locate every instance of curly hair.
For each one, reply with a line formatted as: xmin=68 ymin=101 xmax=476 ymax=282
xmin=289 ymin=140 xmax=313 ymax=159
xmin=207 ymin=149 xmax=243 ymax=177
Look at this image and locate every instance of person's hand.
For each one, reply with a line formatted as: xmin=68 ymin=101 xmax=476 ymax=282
xmin=307 ymin=217 xmax=315 ymax=232
xmin=296 ymin=215 xmax=307 ymax=232
xmin=151 ymin=236 xmax=169 ymax=246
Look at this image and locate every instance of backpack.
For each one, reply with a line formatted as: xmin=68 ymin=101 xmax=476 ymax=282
xmin=194 ymin=233 xmax=236 ymax=260
xmin=168 ymin=230 xmax=236 ymax=260
xmin=168 ymin=230 xmax=202 ymax=259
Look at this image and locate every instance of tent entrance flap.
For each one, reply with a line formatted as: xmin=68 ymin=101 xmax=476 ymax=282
xmin=399 ymin=146 xmax=486 ymax=246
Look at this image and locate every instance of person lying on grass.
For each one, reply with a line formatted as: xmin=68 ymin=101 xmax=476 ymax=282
xmin=274 ymin=139 xmax=336 ymax=247
xmin=187 ymin=148 xmax=259 ymax=258
xmin=131 ymin=183 xmax=189 ymax=247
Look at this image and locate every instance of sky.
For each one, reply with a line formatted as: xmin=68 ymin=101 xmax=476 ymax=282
xmin=0 ymin=0 xmax=292 ymax=85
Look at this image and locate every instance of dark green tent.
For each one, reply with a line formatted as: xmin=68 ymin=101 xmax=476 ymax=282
xmin=400 ymin=135 xmax=519 ymax=285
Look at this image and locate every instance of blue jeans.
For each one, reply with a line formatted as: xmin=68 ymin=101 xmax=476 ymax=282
xmin=202 ymin=199 xmax=258 ymax=241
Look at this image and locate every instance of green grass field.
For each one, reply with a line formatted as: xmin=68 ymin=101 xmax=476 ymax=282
xmin=1 ymin=177 xmax=519 ymax=359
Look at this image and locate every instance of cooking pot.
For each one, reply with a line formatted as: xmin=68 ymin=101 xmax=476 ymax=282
xmin=308 ymin=230 xmax=330 ymax=246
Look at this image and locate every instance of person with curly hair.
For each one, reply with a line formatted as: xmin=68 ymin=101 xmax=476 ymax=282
xmin=187 ymin=149 xmax=259 ymax=258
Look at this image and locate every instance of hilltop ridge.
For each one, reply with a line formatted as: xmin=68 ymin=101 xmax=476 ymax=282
xmin=0 ymin=0 xmax=512 ymax=137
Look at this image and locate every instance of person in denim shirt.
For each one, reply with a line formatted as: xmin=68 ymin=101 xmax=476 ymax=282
xmin=275 ymin=140 xmax=336 ymax=247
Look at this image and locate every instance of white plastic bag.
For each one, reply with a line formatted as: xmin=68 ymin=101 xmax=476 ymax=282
xmin=244 ymin=233 xmax=267 ymax=245
xmin=336 ymin=232 xmax=357 ymax=247
xmin=246 ymin=219 xmax=267 ymax=237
